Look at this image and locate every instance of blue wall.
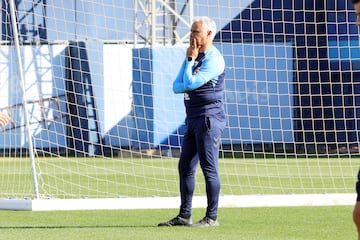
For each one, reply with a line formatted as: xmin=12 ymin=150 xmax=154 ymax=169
xmin=221 ymin=42 xmax=293 ymax=144
xmin=132 ymin=47 xmax=187 ymax=149
xmin=132 ymin=43 xmax=293 ymax=148
xmin=216 ymin=0 xmax=360 ymax=151
xmin=2 ymin=0 xmax=360 ymax=153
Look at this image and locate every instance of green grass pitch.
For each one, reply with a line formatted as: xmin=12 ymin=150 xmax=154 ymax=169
xmin=0 ymin=206 xmax=355 ymax=239
xmin=0 ymin=156 xmax=358 ymax=239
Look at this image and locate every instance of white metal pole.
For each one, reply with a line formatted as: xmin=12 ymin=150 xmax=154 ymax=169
xmin=8 ymin=0 xmax=40 ymax=199
xmin=189 ymin=0 xmax=194 ymax=23
xmin=151 ymin=0 xmax=156 ymax=45
xmin=134 ymin=0 xmax=138 ymax=46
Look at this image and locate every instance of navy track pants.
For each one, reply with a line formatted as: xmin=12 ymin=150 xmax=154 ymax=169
xmin=178 ymin=115 xmax=226 ymax=218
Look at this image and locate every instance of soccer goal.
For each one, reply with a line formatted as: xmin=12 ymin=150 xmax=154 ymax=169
xmin=0 ymin=0 xmax=358 ymax=211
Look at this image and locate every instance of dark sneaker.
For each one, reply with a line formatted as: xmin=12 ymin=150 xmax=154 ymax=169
xmin=158 ymin=215 xmax=192 ymax=227
xmin=191 ymin=216 xmax=219 ymax=227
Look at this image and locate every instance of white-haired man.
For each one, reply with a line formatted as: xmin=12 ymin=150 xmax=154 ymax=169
xmin=158 ymin=16 xmax=226 ymax=227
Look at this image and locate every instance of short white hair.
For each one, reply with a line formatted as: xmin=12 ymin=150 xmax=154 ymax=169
xmin=192 ymin=16 xmax=217 ymax=40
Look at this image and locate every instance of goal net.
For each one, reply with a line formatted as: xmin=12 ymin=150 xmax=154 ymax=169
xmin=0 ymin=0 xmax=358 ymax=210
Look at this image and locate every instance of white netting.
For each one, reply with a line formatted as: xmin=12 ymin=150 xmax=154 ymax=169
xmin=0 ymin=0 xmax=358 ymax=209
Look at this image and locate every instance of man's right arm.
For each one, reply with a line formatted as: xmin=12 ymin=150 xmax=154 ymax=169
xmin=172 ymin=60 xmax=188 ymax=93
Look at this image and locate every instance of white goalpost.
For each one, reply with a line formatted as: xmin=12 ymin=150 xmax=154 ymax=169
xmin=0 ymin=0 xmax=358 ymax=211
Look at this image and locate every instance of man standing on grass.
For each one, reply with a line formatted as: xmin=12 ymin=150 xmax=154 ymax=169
xmin=351 ymin=1 xmax=360 ymax=239
xmin=157 ymin=16 xmax=226 ymax=227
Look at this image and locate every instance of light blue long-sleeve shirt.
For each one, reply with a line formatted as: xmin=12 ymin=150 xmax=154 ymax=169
xmin=172 ymin=46 xmax=225 ymax=93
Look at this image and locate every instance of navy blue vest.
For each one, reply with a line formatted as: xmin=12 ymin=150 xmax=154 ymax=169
xmin=184 ymin=52 xmax=225 ymax=119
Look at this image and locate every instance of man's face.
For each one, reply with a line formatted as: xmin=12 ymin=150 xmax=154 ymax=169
xmin=190 ymin=21 xmax=211 ymax=49
xmin=355 ymin=2 xmax=360 ymax=26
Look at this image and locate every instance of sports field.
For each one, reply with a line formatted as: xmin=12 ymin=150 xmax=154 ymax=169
xmin=0 ymin=156 xmax=358 ymax=239
xmin=0 ymin=206 xmax=355 ymax=239
xmin=0 ymin=156 xmax=358 ymax=199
